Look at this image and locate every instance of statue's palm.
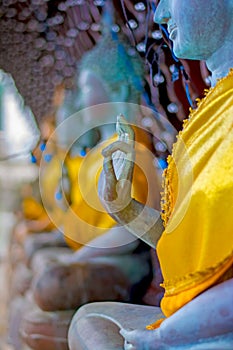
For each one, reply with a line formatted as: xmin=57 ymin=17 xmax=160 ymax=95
xmin=99 ymin=115 xmax=135 ymax=214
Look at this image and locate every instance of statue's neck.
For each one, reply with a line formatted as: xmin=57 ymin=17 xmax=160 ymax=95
xmin=207 ymin=36 xmax=233 ymax=86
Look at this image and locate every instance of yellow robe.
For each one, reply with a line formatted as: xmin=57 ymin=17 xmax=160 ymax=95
xmin=22 ymin=196 xmax=46 ymax=221
xmin=39 ymin=151 xmax=65 ymax=229
xmin=23 ymin=128 xmax=160 ymax=250
xmin=63 ymin=128 xmax=161 ymax=249
xmin=22 ymin=150 xmax=65 ymax=232
xmin=158 ymin=69 xmax=233 ymax=317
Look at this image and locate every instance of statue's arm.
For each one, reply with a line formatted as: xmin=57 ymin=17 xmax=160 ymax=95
xmin=109 ymin=198 xmax=163 ymax=249
xmin=98 ymin=115 xmax=164 ymax=249
xmin=121 ymin=278 xmax=233 ymax=349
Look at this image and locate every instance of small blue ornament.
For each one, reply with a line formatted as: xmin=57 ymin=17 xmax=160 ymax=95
xmin=158 ymin=158 xmax=168 ymax=170
xmin=40 ymin=142 xmax=46 ymax=152
xmin=44 ymin=154 xmax=53 ymax=162
xmin=80 ymin=149 xmax=86 ymax=157
xmin=30 ymin=153 xmax=37 ymax=163
xmin=55 ymin=191 xmax=63 ymax=201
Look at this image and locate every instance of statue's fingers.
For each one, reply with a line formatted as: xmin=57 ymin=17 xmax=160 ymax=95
xmin=113 ymin=150 xmax=125 ymax=171
xmin=122 ymin=123 xmax=135 ymax=142
xmin=102 ymin=141 xmax=133 ymax=157
xmin=118 ymin=159 xmax=134 ymax=183
xmin=103 ymin=155 xmax=115 ymax=175
xmin=116 ymin=115 xmax=129 ymax=142
xmin=117 ymin=115 xmax=135 ymax=142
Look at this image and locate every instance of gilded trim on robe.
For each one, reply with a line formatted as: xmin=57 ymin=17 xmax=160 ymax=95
xmin=158 ymin=69 xmax=233 ymax=317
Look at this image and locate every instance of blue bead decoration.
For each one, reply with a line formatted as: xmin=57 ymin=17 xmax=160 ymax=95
xmin=158 ymin=158 xmax=168 ymax=170
xmin=44 ymin=154 xmax=53 ymax=162
xmin=40 ymin=142 xmax=46 ymax=152
xmin=80 ymin=149 xmax=86 ymax=157
xmin=55 ymin=191 xmax=63 ymax=200
xmin=30 ymin=153 xmax=37 ymax=163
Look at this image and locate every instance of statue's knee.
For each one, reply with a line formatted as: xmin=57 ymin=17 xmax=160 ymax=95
xmin=32 ymin=264 xmax=76 ymax=311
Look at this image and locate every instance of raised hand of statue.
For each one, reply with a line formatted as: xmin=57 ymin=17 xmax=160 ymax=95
xmin=99 ymin=115 xmax=163 ymax=248
xmin=98 ymin=114 xmax=135 ymax=217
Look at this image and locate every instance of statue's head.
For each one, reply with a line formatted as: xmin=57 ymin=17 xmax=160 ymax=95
xmin=56 ymin=30 xmax=145 ymax=151
xmin=77 ymin=30 xmax=145 ymax=108
xmin=154 ymin=0 xmax=233 ymax=60
xmin=59 ymin=27 xmax=146 ymax=129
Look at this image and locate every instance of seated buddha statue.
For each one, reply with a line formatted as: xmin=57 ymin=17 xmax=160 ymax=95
xmin=30 ymin=18 xmax=173 ymax=311
xmin=17 ymin=15 xmax=176 ymax=350
xmin=68 ymin=0 xmax=233 ymax=349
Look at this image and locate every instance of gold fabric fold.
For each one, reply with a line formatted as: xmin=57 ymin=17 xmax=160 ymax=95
xmin=158 ymin=69 xmax=233 ymax=317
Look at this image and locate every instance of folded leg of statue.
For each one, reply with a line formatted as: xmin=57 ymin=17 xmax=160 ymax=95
xmin=10 ymin=262 xmax=33 ymax=297
xmin=23 ymin=230 xmax=69 ymax=265
xmin=15 ymin=293 xmax=75 ymax=350
xmin=31 ymin=251 xmax=152 ymax=312
xmin=68 ymin=279 xmax=233 ymax=350
xmin=68 ymin=302 xmax=163 ymax=350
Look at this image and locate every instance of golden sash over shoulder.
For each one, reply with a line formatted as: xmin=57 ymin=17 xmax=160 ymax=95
xmin=158 ymin=70 xmax=233 ymax=317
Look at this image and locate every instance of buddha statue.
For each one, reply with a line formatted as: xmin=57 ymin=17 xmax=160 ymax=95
xmin=18 ymin=13 xmax=173 ymax=349
xmin=68 ymin=1 xmax=233 ymax=349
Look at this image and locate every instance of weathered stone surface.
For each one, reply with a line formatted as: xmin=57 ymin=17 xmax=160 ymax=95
xmin=32 ymin=257 xmax=132 ymax=311
xmin=20 ymin=302 xmax=75 ymax=350
xmin=68 ymin=302 xmax=163 ymax=350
